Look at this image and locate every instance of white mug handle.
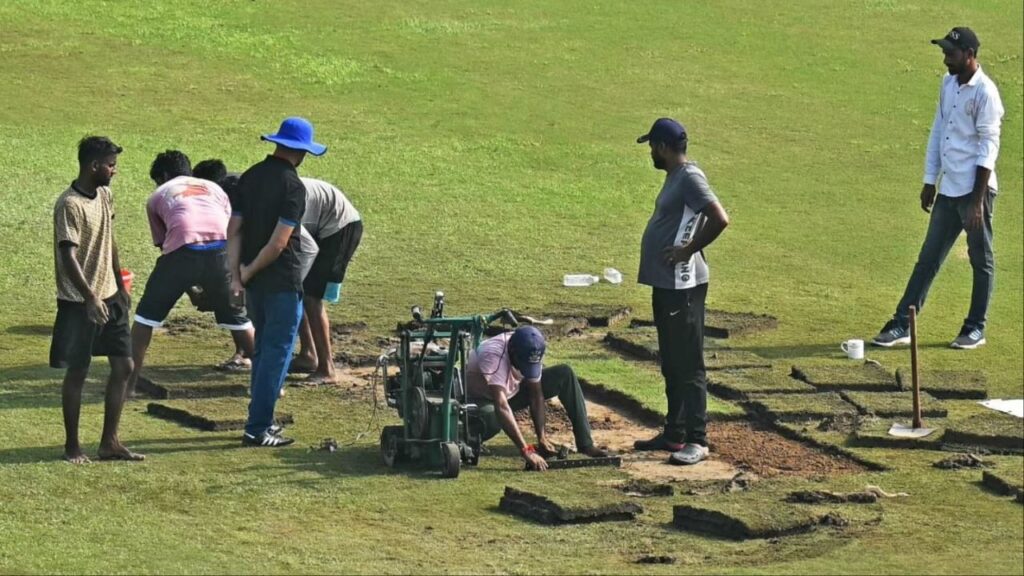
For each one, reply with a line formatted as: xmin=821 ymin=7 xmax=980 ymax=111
xmin=840 ymin=342 xmax=850 ymax=353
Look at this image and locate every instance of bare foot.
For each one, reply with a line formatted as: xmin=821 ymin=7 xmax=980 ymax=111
xmin=288 ymin=356 xmax=317 ymax=374
xmin=97 ymin=444 xmax=145 ymax=462
xmin=63 ymin=452 xmax=91 ymax=464
xmin=582 ymin=445 xmax=610 ymax=458
xmin=303 ymin=372 xmax=338 ymax=387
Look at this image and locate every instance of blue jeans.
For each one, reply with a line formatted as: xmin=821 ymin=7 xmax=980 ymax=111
xmin=244 ymin=289 xmax=302 ymax=436
xmin=894 ymin=190 xmax=995 ymax=331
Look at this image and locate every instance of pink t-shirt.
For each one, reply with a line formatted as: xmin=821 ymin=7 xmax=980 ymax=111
xmin=466 ymin=333 xmax=541 ymax=400
xmin=146 ymin=176 xmax=231 ymax=254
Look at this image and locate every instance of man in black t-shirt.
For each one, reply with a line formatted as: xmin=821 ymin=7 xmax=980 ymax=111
xmin=228 ymin=117 xmax=327 ymax=447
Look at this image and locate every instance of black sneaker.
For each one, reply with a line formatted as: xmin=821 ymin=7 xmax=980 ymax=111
xmin=872 ymin=320 xmax=910 ymax=347
xmin=951 ymin=327 xmax=986 ymax=350
xmin=633 ymin=434 xmax=685 ymax=452
xmin=242 ymin=431 xmax=295 ymax=448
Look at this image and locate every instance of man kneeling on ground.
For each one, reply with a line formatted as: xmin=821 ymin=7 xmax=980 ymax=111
xmin=466 ymin=326 xmax=608 ymax=471
xmin=127 ymin=150 xmax=255 ymax=396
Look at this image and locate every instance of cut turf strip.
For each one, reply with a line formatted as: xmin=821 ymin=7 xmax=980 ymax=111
xmin=943 ymin=413 xmax=1024 ymax=454
xmin=704 ymin=310 xmax=779 ymax=339
xmin=146 ymin=399 xmax=294 ymax=432
xmin=791 ymin=363 xmax=897 ymax=392
xmin=851 ymin=419 xmax=946 ymax=450
xmin=604 ymin=328 xmax=772 ymax=369
xmin=135 ymin=375 xmax=248 ymax=400
xmin=839 ymin=391 xmax=948 ymax=418
xmin=895 ymin=368 xmax=988 ymax=399
xmin=743 ymin=392 xmax=857 ymax=422
xmin=705 ymin=349 xmax=773 ymax=371
xmin=981 ymin=469 xmax=1024 ymax=502
xmin=546 ymin=304 xmax=633 ymax=327
xmin=630 ymin=309 xmax=778 ymax=339
xmin=499 ymin=487 xmax=642 ymax=525
xmin=604 ymin=328 xmax=659 ymax=361
xmin=672 ymin=501 xmax=836 ymax=540
xmin=707 ymin=369 xmax=816 ymax=400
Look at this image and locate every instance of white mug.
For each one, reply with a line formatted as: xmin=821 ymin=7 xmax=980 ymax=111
xmin=841 ymin=339 xmax=865 ymax=360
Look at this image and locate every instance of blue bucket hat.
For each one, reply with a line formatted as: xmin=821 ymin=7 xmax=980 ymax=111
xmin=261 ymin=117 xmax=327 ymax=156
xmin=509 ymin=326 xmax=546 ymax=381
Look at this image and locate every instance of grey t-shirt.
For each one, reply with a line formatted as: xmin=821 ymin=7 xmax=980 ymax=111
xmin=300 ymin=177 xmax=361 ymax=239
xmin=638 ymin=163 xmax=718 ymax=290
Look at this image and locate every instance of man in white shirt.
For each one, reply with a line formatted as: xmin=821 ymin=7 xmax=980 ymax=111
xmin=874 ymin=27 xmax=1003 ymax=350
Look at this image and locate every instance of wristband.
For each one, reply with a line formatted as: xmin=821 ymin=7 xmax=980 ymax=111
xmin=521 ymin=444 xmax=536 ymax=457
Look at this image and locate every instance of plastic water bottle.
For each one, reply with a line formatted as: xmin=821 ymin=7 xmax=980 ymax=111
xmin=603 ymin=268 xmax=623 ymax=285
xmin=563 ymin=274 xmax=600 ymax=287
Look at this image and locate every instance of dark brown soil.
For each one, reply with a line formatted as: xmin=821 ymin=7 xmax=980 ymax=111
xmin=710 ymin=421 xmax=866 ymax=478
xmin=704 ymin=310 xmax=779 ymax=339
xmin=933 ymin=453 xmax=992 ymax=470
xmin=514 ymin=399 xmax=865 ymax=478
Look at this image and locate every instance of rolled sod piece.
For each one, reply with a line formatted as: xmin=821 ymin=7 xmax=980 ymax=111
xmin=840 ymin=391 xmax=948 ymax=418
xmin=791 ymin=363 xmax=897 ymax=392
xmin=895 ymin=368 xmax=987 ymax=399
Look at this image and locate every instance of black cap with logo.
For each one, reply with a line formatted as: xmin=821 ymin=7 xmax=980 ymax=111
xmin=932 ymin=27 xmax=980 ymax=53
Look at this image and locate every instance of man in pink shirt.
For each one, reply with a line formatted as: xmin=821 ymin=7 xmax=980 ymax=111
xmin=127 ymin=150 xmax=255 ymax=396
xmin=466 ymin=326 xmax=608 ymax=471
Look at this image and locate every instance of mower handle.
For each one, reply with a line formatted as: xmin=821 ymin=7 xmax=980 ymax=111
xmin=486 ymin=308 xmax=518 ymax=328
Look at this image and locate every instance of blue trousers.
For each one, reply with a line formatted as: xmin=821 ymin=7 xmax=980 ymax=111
xmin=894 ymin=190 xmax=995 ymax=331
xmin=244 ymin=289 xmax=302 ymax=436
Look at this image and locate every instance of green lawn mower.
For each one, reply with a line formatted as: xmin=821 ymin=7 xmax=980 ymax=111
xmin=380 ymin=292 xmax=518 ymax=478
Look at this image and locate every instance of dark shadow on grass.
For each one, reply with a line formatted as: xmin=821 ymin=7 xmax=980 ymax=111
xmin=272 ymin=440 xmax=528 ymax=482
xmin=5 ymin=324 xmax=52 ymax=336
xmin=0 ymin=363 xmax=109 ymax=410
xmin=0 ymin=435 xmax=237 ymax=465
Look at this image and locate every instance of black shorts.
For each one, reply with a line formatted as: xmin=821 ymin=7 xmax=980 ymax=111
xmin=50 ymin=296 xmax=132 ymax=370
xmin=304 ymin=221 xmax=363 ymax=299
xmin=134 ymin=247 xmax=251 ymax=330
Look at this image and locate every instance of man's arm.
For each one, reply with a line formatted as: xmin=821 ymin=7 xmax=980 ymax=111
xmin=59 ymin=243 xmax=108 ymax=325
xmin=490 ymin=386 xmax=548 ymax=471
xmin=111 ymin=240 xmax=127 ymax=297
xmin=227 ymin=215 xmax=244 ymax=293
xmin=524 ymin=379 xmax=556 ymax=454
xmin=965 ymin=90 xmax=1004 ymax=232
xmin=239 ymin=221 xmax=294 ymax=284
xmin=664 ymin=200 xmax=730 ymax=265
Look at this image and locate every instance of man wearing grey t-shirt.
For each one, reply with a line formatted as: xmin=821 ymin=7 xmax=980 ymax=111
xmin=633 ymin=118 xmax=730 ymax=466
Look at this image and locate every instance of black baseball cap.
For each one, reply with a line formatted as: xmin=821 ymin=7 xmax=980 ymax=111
xmin=932 ymin=27 xmax=980 ymax=53
xmin=637 ymin=118 xmax=687 ymax=145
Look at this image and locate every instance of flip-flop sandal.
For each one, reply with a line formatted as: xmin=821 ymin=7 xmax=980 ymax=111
xmin=287 ymin=362 xmax=315 ymax=374
xmin=98 ymin=450 xmax=146 ymax=462
xmin=215 ymin=358 xmax=251 ymax=372
xmin=300 ymin=375 xmax=338 ymax=387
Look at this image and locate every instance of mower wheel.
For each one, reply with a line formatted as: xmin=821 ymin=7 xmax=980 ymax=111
xmin=440 ymin=442 xmax=461 ymax=478
xmin=380 ymin=426 xmax=404 ymax=468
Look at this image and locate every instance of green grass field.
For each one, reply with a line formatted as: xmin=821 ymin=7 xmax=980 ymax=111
xmin=0 ymin=1 xmax=1021 ymax=573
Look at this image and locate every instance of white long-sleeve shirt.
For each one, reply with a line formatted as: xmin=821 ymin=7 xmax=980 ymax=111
xmin=924 ymin=66 xmax=1004 ymax=198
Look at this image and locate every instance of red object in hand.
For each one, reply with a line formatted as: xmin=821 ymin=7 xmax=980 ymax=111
xmin=120 ymin=269 xmax=134 ymax=294
xmin=521 ymin=444 xmax=536 ymax=457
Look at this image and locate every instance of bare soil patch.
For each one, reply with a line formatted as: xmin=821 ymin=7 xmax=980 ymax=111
xmin=514 ymin=397 xmax=864 ymax=481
